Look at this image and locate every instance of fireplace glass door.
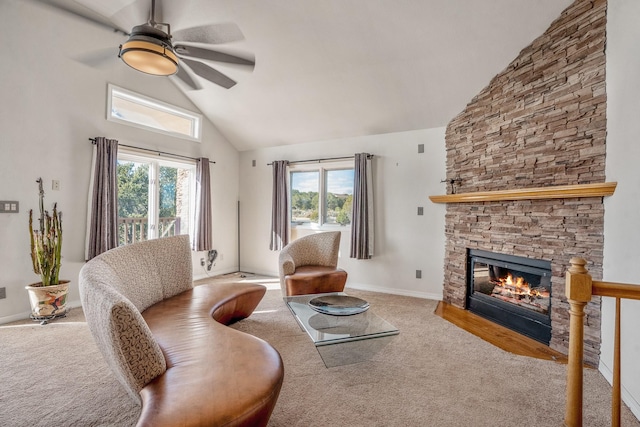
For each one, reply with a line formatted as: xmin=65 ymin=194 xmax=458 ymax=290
xmin=467 ymin=249 xmax=552 ymax=344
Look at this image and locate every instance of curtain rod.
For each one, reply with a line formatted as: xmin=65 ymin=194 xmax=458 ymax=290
xmin=267 ymin=154 xmax=373 ymax=166
xmin=88 ymin=138 xmax=216 ymax=164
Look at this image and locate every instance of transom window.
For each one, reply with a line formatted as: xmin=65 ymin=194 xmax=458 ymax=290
xmin=107 ymin=84 xmax=202 ymax=141
xmin=117 ymin=150 xmax=196 ymax=246
xmin=290 ymin=162 xmax=354 ymax=232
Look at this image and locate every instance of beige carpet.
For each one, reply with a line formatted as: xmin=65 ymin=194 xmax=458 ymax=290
xmin=0 ymin=308 xmax=139 ymax=426
xmin=1 ymin=275 xmax=637 ymax=426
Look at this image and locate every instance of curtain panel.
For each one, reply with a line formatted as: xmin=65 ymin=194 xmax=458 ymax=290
xmin=192 ymin=157 xmax=212 ymax=251
xmin=270 ymin=160 xmax=289 ymax=250
xmin=350 ymin=153 xmax=374 ymax=259
xmin=85 ymin=137 xmax=119 ymax=260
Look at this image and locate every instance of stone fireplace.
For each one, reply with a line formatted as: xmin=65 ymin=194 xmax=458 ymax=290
xmin=439 ymin=0 xmax=607 ymax=366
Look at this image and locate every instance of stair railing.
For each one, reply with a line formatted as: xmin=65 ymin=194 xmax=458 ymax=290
xmin=564 ymin=257 xmax=640 ymax=427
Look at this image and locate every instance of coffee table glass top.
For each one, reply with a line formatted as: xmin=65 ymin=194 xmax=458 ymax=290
xmin=286 ymin=293 xmax=399 ymax=346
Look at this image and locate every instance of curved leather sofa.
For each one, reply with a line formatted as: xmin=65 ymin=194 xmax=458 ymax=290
xmin=79 ymin=235 xmax=284 ymax=427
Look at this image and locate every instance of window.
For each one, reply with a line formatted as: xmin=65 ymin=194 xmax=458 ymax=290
xmin=290 ymin=162 xmax=354 ymax=234
xmin=107 ymin=84 xmax=202 ymax=141
xmin=117 ymin=150 xmax=196 ymax=246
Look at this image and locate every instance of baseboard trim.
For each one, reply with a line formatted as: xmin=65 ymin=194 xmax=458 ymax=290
xmin=0 ymin=312 xmax=31 ymax=325
xmin=233 ymin=268 xmax=277 ymax=278
xmin=193 ymin=267 xmax=240 ymax=281
xmin=346 ymin=282 xmax=443 ymax=300
xmin=0 ymin=300 xmax=83 ymax=325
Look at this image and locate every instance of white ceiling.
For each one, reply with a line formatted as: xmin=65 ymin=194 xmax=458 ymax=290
xmin=32 ymin=0 xmax=573 ymax=151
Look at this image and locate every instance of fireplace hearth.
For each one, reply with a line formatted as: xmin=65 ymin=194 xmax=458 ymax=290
xmin=466 ymin=249 xmax=552 ymax=345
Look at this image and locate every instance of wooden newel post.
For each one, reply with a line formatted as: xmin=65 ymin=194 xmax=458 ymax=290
xmin=564 ymin=257 xmax=593 ymax=427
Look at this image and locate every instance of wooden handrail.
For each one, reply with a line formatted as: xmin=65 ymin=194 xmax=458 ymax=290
xmin=564 ymin=257 xmax=640 ymax=427
xmin=593 ymin=281 xmax=640 ymax=300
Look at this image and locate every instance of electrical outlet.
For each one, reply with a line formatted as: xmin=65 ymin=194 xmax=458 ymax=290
xmin=0 ymin=287 xmax=6 ymax=299
xmin=219 ymin=253 xmax=224 ymax=261
xmin=416 ymin=270 xmax=422 ymax=279
xmin=52 ymin=180 xmax=60 ymax=191
xmin=417 ymin=207 xmax=424 ymax=216
xmin=200 ymin=258 xmax=205 ymax=266
xmin=418 ymin=144 xmax=425 ymax=153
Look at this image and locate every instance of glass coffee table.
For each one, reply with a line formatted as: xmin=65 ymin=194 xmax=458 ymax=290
xmin=285 ymin=292 xmax=400 ymax=350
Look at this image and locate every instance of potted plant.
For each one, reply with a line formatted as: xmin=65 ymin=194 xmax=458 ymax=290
xmin=25 ymin=178 xmax=68 ymax=322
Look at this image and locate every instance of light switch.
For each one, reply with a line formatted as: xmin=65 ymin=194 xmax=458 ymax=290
xmin=0 ymin=201 xmax=19 ymax=213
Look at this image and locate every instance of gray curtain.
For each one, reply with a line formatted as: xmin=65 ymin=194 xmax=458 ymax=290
xmin=270 ymin=160 xmax=289 ymax=250
xmin=192 ymin=157 xmax=212 ymax=251
xmin=87 ymin=137 xmax=119 ymax=260
xmin=350 ymin=153 xmax=374 ymax=259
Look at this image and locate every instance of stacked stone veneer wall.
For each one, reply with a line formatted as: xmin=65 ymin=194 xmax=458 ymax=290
xmin=442 ymin=0 xmax=606 ymax=366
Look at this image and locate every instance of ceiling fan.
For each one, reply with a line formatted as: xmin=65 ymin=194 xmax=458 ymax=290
xmin=33 ymin=0 xmax=255 ymax=90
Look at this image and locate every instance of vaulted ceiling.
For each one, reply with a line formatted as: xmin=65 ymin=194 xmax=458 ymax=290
xmin=29 ymin=0 xmax=573 ymax=151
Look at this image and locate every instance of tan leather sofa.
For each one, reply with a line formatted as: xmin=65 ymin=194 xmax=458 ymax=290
xmin=278 ymin=231 xmax=348 ymax=296
xmin=79 ymin=235 xmax=284 ymax=427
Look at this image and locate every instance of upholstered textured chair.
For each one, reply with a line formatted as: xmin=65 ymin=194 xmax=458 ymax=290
xmin=278 ymin=231 xmax=348 ymax=296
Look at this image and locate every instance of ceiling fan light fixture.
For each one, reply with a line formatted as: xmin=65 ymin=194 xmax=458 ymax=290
xmin=119 ymin=25 xmax=179 ymax=76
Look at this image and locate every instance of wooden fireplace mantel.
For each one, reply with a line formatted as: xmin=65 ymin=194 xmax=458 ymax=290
xmin=428 ymin=182 xmax=617 ymax=204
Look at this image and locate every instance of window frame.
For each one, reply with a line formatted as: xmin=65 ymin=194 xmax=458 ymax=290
xmin=117 ymin=149 xmax=197 ymax=244
xmin=107 ymin=84 xmax=203 ymax=142
xmin=289 ymin=160 xmax=354 ymax=232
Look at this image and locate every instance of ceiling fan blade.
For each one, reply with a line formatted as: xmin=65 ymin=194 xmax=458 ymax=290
xmin=175 ymin=45 xmax=255 ymax=68
xmin=175 ymin=66 xmax=201 ymax=90
xmin=181 ymin=58 xmax=237 ymax=89
xmin=173 ymin=23 xmax=245 ymax=45
xmin=73 ymin=47 xmax=119 ymax=68
xmin=27 ymin=0 xmax=129 ymax=35
xmin=73 ymin=0 xmax=142 ymax=31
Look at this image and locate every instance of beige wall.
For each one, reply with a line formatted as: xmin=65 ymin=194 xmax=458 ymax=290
xmin=603 ymin=0 xmax=640 ymax=419
xmin=239 ymin=128 xmax=446 ymax=299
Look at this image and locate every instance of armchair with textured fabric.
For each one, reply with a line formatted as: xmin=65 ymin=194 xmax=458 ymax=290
xmin=278 ymin=231 xmax=348 ymax=296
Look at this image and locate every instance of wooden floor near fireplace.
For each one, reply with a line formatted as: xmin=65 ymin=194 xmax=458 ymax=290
xmin=434 ymin=301 xmax=568 ymax=364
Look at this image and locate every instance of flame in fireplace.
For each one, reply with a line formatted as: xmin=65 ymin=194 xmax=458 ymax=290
xmin=487 ymin=272 xmax=550 ymax=315
xmin=494 ymin=273 xmax=550 ymax=299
